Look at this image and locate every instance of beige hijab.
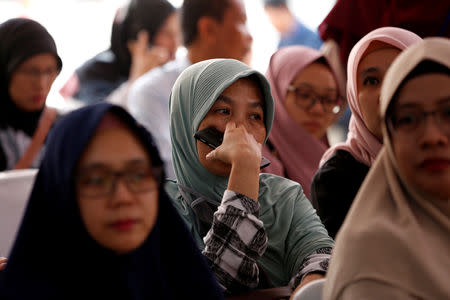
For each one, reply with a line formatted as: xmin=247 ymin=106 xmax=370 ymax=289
xmin=323 ymin=37 xmax=450 ymax=299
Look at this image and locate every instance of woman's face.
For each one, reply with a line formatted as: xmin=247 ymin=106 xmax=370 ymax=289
xmin=357 ymin=43 xmax=401 ymax=140
xmin=284 ymin=62 xmax=339 ymax=139
xmin=153 ymin=12 xmax=181 ymax=60
xmin=197 ymin=77 xmax=266 ymax=176
xmin=76 ymin=125 xmax=159 ymax=254
xmin=389 ymin=73 xmax=450 ymax=201
xmin=8 ymin=53 xmax=58 ymax=112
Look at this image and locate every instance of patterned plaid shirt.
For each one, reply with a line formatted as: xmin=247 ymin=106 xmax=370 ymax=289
xmin=203 ymin=190 xmax=331 ymax=295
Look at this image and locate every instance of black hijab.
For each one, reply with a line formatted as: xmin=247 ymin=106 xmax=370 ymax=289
xmin=0 ymin=18 xmax=62 ymax=136
xmin=0 ymin=103 xmax=224 ymax=300
xmin=74 ymin=0 xmax=176 ymax=103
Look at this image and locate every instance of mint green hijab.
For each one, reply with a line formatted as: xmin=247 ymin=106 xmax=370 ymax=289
xmin=166 ymin=59 xmax=333 ymax=287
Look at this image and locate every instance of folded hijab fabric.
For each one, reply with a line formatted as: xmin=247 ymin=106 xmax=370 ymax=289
xmin=262 ymin=45 xmax=343 ymax=197
xmin=320 ymin=27 xmax=422 ymax=167
xmin=0 ymin=18 xmax=62 ymax=171
xmin=166 ymin=58 xmax=334 ymax=287
xmin=323 ymin=38 xmax=450 ymax=300
xmin=0 ymin=103 xmax=224 ymax=299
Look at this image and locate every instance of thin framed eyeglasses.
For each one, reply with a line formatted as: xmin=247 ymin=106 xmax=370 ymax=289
xmin=287 ymin=85 xmax=341 ymax=114
xmin=387 ymin=101 xmax=450 ymax=138
xmin=75 ymin=164 xmax=161 ymax=197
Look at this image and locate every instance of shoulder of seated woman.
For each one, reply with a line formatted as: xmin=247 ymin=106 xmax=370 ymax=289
xmin=324 ymin=149 xmax=368 ymax=170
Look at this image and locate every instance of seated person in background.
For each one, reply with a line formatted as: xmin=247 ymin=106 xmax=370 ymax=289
xmin=261 ymin=45 xmax=344 ymax=199
xmin=0 ymin=103 xmax=224 ymax=299
xmin=0 ymin=18 xmax=62 ymax=171
xmin=263 ymin=0 xmax=323 ymax=50
xmin=166 ymin=58 xmax=334 ymax=297
xmin=128 ymin=0 xmax=253 ymax=179
xmin=60 ymin=0 xmax=180 ymax=107
xmin=323 ymin=37 xmax=450 ymax=300
xmin=310 ymin=27 xmax=422 ymax=239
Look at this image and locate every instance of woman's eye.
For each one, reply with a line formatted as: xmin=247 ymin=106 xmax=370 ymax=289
xmin=297 ymin=91 xmax=312 ymax=99
xmin=128 ymin=171 xmax=149 ymax=182
xmin=395 ymin=113 xmax=418 ymax=128
xmin=250 ymin=113 xmax=262 ymax=121
xmin=363 ymin=76 xmax=380 ymax=86
xmin=324 ymin=98 xmax=338 ymax=105
xmin=214 ymin=108 xmax=230 ymax=115
xmin=83 ymin=176 xmax=108 ymax=186
xmin=441 ymin=105 xmax=450 ymax=121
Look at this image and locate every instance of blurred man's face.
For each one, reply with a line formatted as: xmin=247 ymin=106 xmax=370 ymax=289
xmin=212 ymin=0 xmax=253 ymax=62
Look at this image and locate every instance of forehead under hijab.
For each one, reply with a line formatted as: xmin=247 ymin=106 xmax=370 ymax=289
xmin=380 ymin=38 xmax=450 ymax=119
xmin=362 ymin=41 xmax=400 ymax=58
xmin=387 ymin=61 xmax=450 ymax=114
xmin=96 ymin=112 xmax=128 ymax=132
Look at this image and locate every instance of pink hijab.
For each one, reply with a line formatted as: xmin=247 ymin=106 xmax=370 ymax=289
xmin=262 ymin=46 xmax=342 ymax=197
xmin=320 ymin=27 xmax=422 ymax=167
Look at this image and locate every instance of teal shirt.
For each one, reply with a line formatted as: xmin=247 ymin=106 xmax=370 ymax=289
xmin=166 ymin=173 xmax=334 ymax=287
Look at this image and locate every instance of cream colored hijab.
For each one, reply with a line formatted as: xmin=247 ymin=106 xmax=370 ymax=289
xmin=323 ymin=38 xmax=450 ymax=299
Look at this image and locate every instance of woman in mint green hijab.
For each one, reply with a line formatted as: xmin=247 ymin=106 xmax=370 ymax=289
xmin=166 ymin=58 xmax=334 ymax=296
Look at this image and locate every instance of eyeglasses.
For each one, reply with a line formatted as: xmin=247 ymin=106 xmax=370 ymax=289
xmin=388 ymin=102 xmax=450 ymax=138
xmin=75 ymin=164 xmax=160 ymax=197
xmin=16 ymin=67 xmax=59 ymax=81
xmin=287 ymin=85 xmax=341 ymax=114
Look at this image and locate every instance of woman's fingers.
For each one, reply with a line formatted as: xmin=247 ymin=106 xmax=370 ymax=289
xmin=0 ymin=257 xmax=7 ymax=271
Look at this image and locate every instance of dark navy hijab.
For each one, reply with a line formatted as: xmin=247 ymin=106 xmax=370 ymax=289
xmin=0 ymin=103 xmax=224 ymax=300
xmin=0 ymin=18 xmax=62 ymax=135
xmin=74 ymin=0 xmax=176 ymax=103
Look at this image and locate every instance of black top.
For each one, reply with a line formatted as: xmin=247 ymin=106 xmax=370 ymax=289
xmin=310 ymin=149 xmax=370 ymax=239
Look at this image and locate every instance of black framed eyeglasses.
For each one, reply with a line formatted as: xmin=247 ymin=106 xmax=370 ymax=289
xmin=287 ymin=85 xmax=342 ymax=114
xmin=388 ymin=102 xmax=450 ymax=138
xmin=75 ymin=164 xmax=161 ymax=197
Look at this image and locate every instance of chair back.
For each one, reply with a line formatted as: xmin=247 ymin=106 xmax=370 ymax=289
xmin=291 ymin=278 xmax=326 ymax=300
xmin=0 ymin=169 xmax=38 ymax=256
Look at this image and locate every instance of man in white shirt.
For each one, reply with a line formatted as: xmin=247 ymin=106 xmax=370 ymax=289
xmin=128 ymin=0 xmax=253 ymax=179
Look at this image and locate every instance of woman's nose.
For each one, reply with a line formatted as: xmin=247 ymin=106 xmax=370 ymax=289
xmin=110 ymin=179 xmax=135 ymax=206
xmin=418 ymin=117 xmax=448 ymax=147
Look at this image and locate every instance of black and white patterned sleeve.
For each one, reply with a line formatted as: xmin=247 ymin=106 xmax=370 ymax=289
xmin=203 ymin=190 xmax=268 ymax=295
xmin=289 ymin=247 xmax=332 ymax=289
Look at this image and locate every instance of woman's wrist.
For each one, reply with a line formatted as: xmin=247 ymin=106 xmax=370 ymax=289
xmin=227 ymin=161 xmax=260 ymax=201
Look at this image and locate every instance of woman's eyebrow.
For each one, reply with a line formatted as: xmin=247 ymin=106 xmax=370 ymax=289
xmin=293 ymin=82 xmax=337 ymax=93
xmin=78 ymin=158 xmax=149 ymax=171
xmin=360 ymin=67 xmax=379 ymax=77
xmin=217 ymin=94 xmax=263 ymax=109
xmin=216 ymin=95 xmax=232 ymax=104
xmin=397 ymin=97 xmax=450 ymax=109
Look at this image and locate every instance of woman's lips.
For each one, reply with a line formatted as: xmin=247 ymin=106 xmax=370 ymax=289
xmin=420 ymin=158 xmax=450 ymax=172
xmin=302 ymin=122 xmax=321 ymax=131
xmin=32 ymin=95 xmax=46 ymax=104
xmin=110 ymin=219 xmax=137 ymax=231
